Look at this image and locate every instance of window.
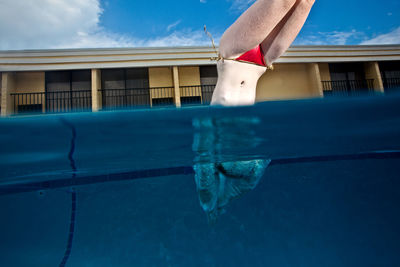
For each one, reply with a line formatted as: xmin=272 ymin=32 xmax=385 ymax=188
xmin=46 ymin=70 xmax=91 ymax=92
xmin=200 ymin=65 xmax=218 ymax=85
xmin=325 ymin=63 xmax=372 ymax=95
xmin=329 ymin=63 xmax=365 ymax=81
xmin=46 ymin=71 xmax=70 ymax=92
xmin=126 ymin=68 xmax=149 ymax=89
xmin=101 ymin=68 xmax=150 ymax=108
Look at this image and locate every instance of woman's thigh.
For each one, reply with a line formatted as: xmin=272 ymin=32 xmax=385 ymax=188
xmin=219 ymin=0 xmax=297 ymax=59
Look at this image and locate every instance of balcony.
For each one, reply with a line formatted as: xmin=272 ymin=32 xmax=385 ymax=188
xmin=11 ymin=90 xmax=91 ymax=114
xmin=8 ymin=85 xmax=216 ymax=115
xmin=322 ymin=79 xmax=375 ymax=96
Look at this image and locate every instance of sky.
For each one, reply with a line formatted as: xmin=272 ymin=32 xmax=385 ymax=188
xmin=0 ymin=0 xmax=399 ymax=50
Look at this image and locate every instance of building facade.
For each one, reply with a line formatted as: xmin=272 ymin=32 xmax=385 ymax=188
xmin=1 ymin=45 xmax=399 ymax=116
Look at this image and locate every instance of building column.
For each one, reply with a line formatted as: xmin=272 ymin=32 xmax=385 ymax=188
xmin=91 ymin=69 xmax=102 ymax=112
xmin=308 ymin=63 xmax=324 ymax=97
xmin=1 ymin=72 xmax=15 ymax=117
xmin=172 ymin=66 xmax=181 ymax=108
xmin=365 ymin=62 xmax=384 ymax=93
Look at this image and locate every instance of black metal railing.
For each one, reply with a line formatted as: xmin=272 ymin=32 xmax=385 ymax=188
xmin=101 ymin=87 xmax=175 ymax=109
xmin=11 ymin=92 xmax=44 ymax=114
xmin=383 ymin=78 xmax=400 ymax=92
xmin=179 ymin=85 xmax=216 ymax=105
xmin=101 ymin=88 xmax=151 ymax=109
xmin=201 ymin=84 xmax=216 ymax=104
xmin=11 ymin=90 xmax=91 ymax=114
xmin=150 ymin=87 xmax=174 ymax=107
xmin=322 ymin=79 xmax=375 ymax=96
xmin=10 ymin=85 xmax=216 ymax=114
xmin=47 ymin=90 xmax=91 ymax=112
xmin=180 ymin=85 xmax=202 ymax=105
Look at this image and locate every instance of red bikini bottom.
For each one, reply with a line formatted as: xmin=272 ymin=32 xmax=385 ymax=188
xmin=235 ymin=44 xmax=266 ymax=67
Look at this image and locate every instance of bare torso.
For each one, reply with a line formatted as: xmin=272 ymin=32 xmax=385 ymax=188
xmin=211 ymin=60 xmax=266 ymax=106
xmin=211 ymin=0 xmax=315 ymax=106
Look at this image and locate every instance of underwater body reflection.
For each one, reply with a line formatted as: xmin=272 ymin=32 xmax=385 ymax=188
xmin=192 ymin=116 xmax=270 ymax=223
xmin=0 ymin=96 xmax=400 ymax=266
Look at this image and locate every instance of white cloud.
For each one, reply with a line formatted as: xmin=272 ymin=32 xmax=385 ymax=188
xmin=0 ymin=0 xmax=103 ymax=49
xmin=145 ymin=30 xmax=215 ymax=47
xmin=167 ymin=20 xmax=182 ymax=32
xmin=200 ymin=0 xmax=207 ymax=3
xmin=295 ymin=30 xmax=365 ymax=45
xmin=361 ymin=27 xmax=400 ymax=45
xmin=228 ymin=0 xmax=256 ymax=12
xmin=0 ymin=0 xmax=212 ymax=50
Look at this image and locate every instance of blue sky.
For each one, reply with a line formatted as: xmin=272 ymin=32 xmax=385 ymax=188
xmin=100 ymin=0 xmax=400 ymax=45
xmin=0 ymin=0 xmax=399 ymax=50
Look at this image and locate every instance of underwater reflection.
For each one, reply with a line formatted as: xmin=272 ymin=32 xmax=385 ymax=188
xmin=192 ymin=116 xmax=270 ymax=223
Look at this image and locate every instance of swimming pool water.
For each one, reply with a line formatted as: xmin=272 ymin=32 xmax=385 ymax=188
xmin=1 ymin=95 xmax=400 ymax=266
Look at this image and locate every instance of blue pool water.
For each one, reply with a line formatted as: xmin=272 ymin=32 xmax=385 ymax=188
xmin=0 ymin=95 xmax=400 ymax=266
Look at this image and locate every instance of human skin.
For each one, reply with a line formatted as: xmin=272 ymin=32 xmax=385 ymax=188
xmin=211 ymin=0 xmax=315 ymax=106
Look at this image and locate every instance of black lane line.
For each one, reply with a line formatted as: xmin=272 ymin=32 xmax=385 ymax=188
xmin=1 ymin=150 xmax=399 ymax=197
xmin=59 ymin=118 xmax=77 ymax=267
xmin=0 ymin=166 xmax=195 ymax=196
xmin=269 ymin=150 xmax=400 ymax=166
xmin=59 ymin=190 xmax=76 ymax=267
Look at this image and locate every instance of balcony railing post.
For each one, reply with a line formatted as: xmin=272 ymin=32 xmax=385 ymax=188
xmin=13 ymin=94 xmax=16 ymax=113
xmin=69 ymin=90 xmax=73 ymax=111
xmin=346 ymin=79 xmax=352 ymax=94
xmin=45 ymin=90 xmax=48 ymax=112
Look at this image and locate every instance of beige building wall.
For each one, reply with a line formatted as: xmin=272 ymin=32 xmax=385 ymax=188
xmin=148 ymin=67 xmax=174 ymax=99
xmin=13 ymin=72 xmax=45 ymax=93
xmin=12 ymin=72 xmax=46 ymax=112
xmin=149 ymin=67 xmax=173 ymax=87
xmin=178 ymin=66 xmax=201 ymax=97
xmin=178 ymin=66 xmax=201 ymax=86
xmin=364 ymin=62 xmax=384 ymax=92
xmin=256 ymin=63 xmax=321 ymax=101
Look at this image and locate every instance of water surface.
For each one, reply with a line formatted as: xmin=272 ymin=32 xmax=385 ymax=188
xmin=1 ymin=95 xmax=399 ymax=266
